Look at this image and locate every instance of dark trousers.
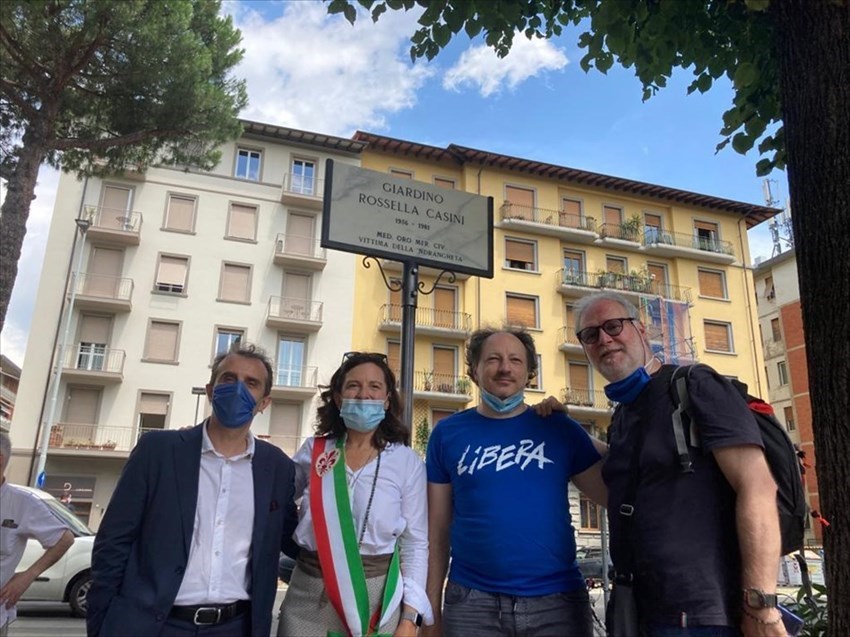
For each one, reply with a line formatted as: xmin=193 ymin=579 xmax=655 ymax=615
xmin=159 ymin=613 xmax=250 ymax=637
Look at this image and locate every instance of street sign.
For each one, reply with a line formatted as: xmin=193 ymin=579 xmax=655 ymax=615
xmin=321 ymin=159 xmax=493 ymax=277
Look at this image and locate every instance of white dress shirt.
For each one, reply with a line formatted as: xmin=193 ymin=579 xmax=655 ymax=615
xmin=174 ymin=424 xmax=255 ymax=605
xmin=292 ymin=438 xmax=432 ymax=623
xmin=1 ymin=481 xmax=70 ymax=627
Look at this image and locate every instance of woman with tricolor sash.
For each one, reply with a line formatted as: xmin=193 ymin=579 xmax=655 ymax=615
xmin=278 ymin=352 xmax=432 ymax=637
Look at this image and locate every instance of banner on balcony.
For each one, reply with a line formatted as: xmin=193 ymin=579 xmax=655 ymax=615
xmin=322 ymin=159 xmax=494 ymax=278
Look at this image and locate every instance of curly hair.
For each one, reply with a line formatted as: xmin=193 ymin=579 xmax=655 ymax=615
xmin=315 ymin=353 xmax=409 ymax=447
xmin=465 ymin=326 xmax=538 ymax=384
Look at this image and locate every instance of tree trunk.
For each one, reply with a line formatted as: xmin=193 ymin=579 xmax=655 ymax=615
xmin=772 ymin=0 xmax=850 ymax=631
xmin=0 ymin=123 xmax=49 ymax=332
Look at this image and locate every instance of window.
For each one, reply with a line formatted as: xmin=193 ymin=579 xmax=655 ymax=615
xmin=560 ymin=197 xmax=582 ymax=221
xmin=603 ymin=204 xmax=623 ymax=227
xmin=387 ymin=341 xmax=401 ymax=378
xmin=269 ymin=403 xmax=301 ymax=456
xmin=698 ymin=268 xmax=727 ymax=298
xmin=764 ymin=276 xmax=776 ymax=300
xmin=771 ymin=318 xmax=782 ymax=342
xmin=432 ymin=346 xmax=457 ymax=393
xmin=276 ymin=337 xmax=305 ymax=386
xmin=99 ymin=185 xmax=133 ymax=230
xmin=281 ymin=272 xmax=312 ymax=319
xmin=647 ymin=263 xmax=668 ymax=296
xmin=144 ymin=320 xmax=181 ymax=362
xmin=644 ymin=212 xmax=662 ymax=232
xmin=154 ymin=255 xmax=189 ymax=294
xmin=606 ymin=256 xmax=626 ymax=274
xmin=562 ymin=250 xmax=585 ymax=284
xmin=694 ymin=220 xmax=720 ymax=251
xmin=704 ymin=321 xmax=733 ymax=353
xmin=784 ymin=406 xmax=796 ymax=431
xmin=433 ymin=286 xmax=457 ymax=329
xmin=226 ymin=203 xmax=257 ymax=241
xmin=291 ymin=159 xmax=316 ymax=195
xmin=77 ymin=343 xmax=106 ymax=371
xmin=580 ymin=495 xmax=600 ymax=530
xmin=234 ymin=148 xmax=261 ymax=181
xmin=765 ymin=366 xmax=770 ymax=389
xmin=527 ymin=354 xmax=542 ymax=391
xmin=777 ymin=360 xmax=789 ymax=386
xmin=219 ymin=263 xmax=252 ymax=303
xmin=138 ymin=392 xmax=169 ymax=432
xmin=214 ymin=327 xmax=245 ymax=356
xmin=163 ymin=194 xmax=196 ymax=232
xmin=566 ymin=362 xmax=592 ymax=406
xmin=76 ymin=315 xmax=111 ymax=371
xmin=506 ymin=294 xmax=539 ymax=329
xmin=390 ymin=168 xmax=412 ymax=179
xmin=285 ymin=213 xmax=316 ymax=256
xmin=434 ymin=177 xmax=455 ymax=189
xmin=504 ymin=185 xmax=535 ymax=220
xmin=505 ymin=238 xmax=537 ymax=271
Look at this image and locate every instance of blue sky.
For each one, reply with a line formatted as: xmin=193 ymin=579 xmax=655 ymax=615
xmin=0 ymin=0 xmax=791 ymax=364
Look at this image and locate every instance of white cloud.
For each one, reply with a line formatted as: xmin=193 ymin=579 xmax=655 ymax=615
xmin=443 ymin=36 xmax=568 ymax=97
xmin=226 ymin=2 xmax=434 ymax=135
xmin=1 ymin=165 xmax=59 ymax=367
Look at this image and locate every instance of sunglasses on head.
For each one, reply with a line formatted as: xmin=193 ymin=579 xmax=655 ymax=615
xmin=576 ymin=317 xmax=636 ymax=345
xmin=341 ymin=351 xmax=389 ymax=365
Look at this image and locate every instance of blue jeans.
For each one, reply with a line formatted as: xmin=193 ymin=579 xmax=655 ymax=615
xmin=443 ymin=581 xmax=592 ymax=637
xmin=643 ymin=624 xmax=740 ymax=637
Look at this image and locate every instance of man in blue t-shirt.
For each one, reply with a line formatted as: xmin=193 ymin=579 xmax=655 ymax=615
xmin=424 ymin=327 xmax=607 ymax=637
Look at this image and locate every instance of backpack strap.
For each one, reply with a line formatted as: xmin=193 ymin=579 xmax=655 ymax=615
xmin=670 ymin=366 xmax=695 ymax=473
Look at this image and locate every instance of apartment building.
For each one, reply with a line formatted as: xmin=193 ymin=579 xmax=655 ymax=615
xmin=351 ymin=132 xmax=778 ymax=546
xmin=1 ymin=355 xmax=21 ymax=432
xmin=753 ymin=250 xmax=820 ymax=544
xmin=10 ymin=122 xmax=364 ymax=529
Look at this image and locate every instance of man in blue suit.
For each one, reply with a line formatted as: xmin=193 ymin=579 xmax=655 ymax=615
xmin=87 ymin=344 xmax=299 ymax=637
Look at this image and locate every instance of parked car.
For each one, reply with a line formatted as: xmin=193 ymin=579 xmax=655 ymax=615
xmin=15 ymin=486 xmax=95 ymax=617
xmin=576 ymin=546 xmax=613 ymax=585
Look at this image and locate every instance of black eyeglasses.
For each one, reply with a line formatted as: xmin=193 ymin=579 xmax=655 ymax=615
xmin=341 ymin=351 xmax=389 ymax=365
xmin=576 ymin=318 xmax=636 ymax=345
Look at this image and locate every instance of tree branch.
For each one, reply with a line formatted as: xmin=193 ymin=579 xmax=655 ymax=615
xmin=0 ymin=78 xmax=39 ymax=120
xmin=51 ymin=128 xmax=189 ymax=151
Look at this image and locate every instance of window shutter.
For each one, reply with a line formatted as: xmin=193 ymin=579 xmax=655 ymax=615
xmin=79 ymin=315 xmax=111 ymax=343
xmin=433 ymin=348 xmax=455 ymax=383
xmin=561 ymin=198 xmax=581 ymax=216
xmin=285 ymin=214 xmax=315 ymax=255
xmin=158 ymin=256 xmax=187 ymax=286
xmin=569 ymin=363 xmax=590 ymax=390
xmin=228 ymin=204 xmax=257 ymax=240
xmin=166 ymin=196 xmax=195 ymax=231
xmin=505 ymin=239 xmax=534 ymax=264
xmin=644 ymin=213 xmax=662 ymax=229
xmin=387 ymin=341 xmax=401 ymax=376
xmin=434 ymin=178 xmax=455 ymax=189
xmin=505 ymin=186 xmax=534 ymax=219
xmin=147 ymin=321 xmax=179 ymax=360
xmin=704 ymin=322 xmax=731 ymax=351
xmin=65 ymin=387 xmax=100 ymax=423
xmin=139 ymin=393 xmax=169 ymax=415
xmin=506 ymin=295 xmax=537 ymax=327
xmin=698 ymin=270 xmax=724 ymax=298
xmin=603 ymin=205 xmax=622 ymax=226
xmin=269 ymin=403 xmax=300 ymax=439
xmin=221 ymin=264 xmax=251 ymax=302
xmin=606 ymin=257 xmax=626 ymax=274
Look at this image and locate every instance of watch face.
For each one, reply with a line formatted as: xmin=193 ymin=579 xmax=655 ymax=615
xmin=744 ymin=588 xmax=777 ymax=608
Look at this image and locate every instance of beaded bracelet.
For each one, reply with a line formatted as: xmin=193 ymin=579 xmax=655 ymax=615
xmin=741 ymin=607 xmax=782 ymax=625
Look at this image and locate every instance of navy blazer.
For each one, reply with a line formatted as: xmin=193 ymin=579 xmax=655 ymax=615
xmin=86 ymin=424 xmax=298 ymax=637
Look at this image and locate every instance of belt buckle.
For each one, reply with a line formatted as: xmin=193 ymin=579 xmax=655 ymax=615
xmin=193 ymin=607 xmax=222 ymax=626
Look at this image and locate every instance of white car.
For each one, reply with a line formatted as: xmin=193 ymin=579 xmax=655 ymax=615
xmin=14 ymin=486 xmax=95 ymax=617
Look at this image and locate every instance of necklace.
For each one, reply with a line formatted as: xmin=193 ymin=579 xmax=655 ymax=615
xmin=346 ymin=449 xmax=376 ymax=488
xmin=357 ymin=449 xmax=381 ymax=549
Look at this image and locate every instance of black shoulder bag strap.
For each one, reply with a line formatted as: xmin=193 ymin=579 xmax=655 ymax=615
xmin=613 ymin=404 xmax=650 ymax=582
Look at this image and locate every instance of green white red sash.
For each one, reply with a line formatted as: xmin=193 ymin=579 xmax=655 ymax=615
xmin=310 ymin=436 xmax=402 ymax=637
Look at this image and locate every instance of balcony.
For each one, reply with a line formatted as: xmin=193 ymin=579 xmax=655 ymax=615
xmin=558 ymin=326 xmax=585 ymax=355
xmin=46 ymin=423 xmax=157 ymax=456
xmin=379 ymin=304 xmax=471 ymax=339
xmin=72 ymin=274 xmax=134 ymax=312
xmin=257 ymin=434 xmax=303 ymax=458
xmin=379 ymin=259 xmax=471 ymax=280
xmin=642 ymin=228 xmax=736 ymax=264
xmin=270 ymin=365 xmax=319 ymax=400
xmin=281 ymin=173 xmax=324 ymax=209
xmin=266 ymin=296 xmax=323 ymax=333
xmin=273 ymin=233 xmax=327 ymax=270
xmin=498 ymin=202 xmax=598 ymax=243
xmin=762 ymin=339 xmax=786 ymax=359
xmin=60 ymin=344 xmax=125 ymax=384
xmin=412 ymin=371 xmax=473 ymax=405
xmin=555 ymin=269 xmax=692 ymax=303
xmin=560 ymin=388 xmax=614 ymax=416
xmin=596 ymin=222 xmax=642 ymax=251
xmin=85 ymin=206 xmax=142 ymax=245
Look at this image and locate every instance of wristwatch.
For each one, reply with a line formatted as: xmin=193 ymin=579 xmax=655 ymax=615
xmin=400 ymin=610 xmax=423 ymax=627
xmin=742 ymin=588 xmax=778 ymax=609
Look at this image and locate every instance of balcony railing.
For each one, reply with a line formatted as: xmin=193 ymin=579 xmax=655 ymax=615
xmin=599 ymin=222 xmax=641 ymax=242
xmin=381 ymin=304 xmax=471 ymax=332
xmin=274 ymin=365 xmax=319 ymax=389
xmin=281 ymin=173 xmax=325 ymax=202
xmin=416 ymin=370 xmax=473 ymax=396
xmin=762 ymin=339 xmax=785 ymax=359
xmin=73 ymin=273 xmax=134 ymax=301
xmin=559 ymin=325 xmax=582 ymax=348
xmin=61 ymin=344 xmax=125 ymax=374
xmin=643 ymin=228 xmax=735 ymax=257
xmin=86 ymin=206 xmax=143 ymax=233
xmin=275 ymin=233 xmax=327 ymax=261
xmin=560 ymin=388 xmax=613 ymax=410
xmin=556 ymin=269 xmax=692 ymax=302
xmin=499 ymin=202 xmax=597 ymax=231
xmin=268 ymin=296 xmax=323 ymax=322
xmin=48 ymin=423 xmax=151 ymax=453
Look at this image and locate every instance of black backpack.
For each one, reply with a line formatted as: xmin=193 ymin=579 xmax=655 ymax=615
xmin=670 ymin=364 xmax=807 ymax=555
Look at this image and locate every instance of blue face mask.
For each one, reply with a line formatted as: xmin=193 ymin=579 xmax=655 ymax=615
xmin=604 ymin=367 xmax=652 ymax=404
xmin=212 ymin=381 xmax=257 ymax=429
xmin=340 ymin=399 xmax=386 ymax=432
xmin=481 ymin=388 xmax=525 ymax=414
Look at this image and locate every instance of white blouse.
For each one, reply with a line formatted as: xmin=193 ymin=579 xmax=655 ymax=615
xmin=292 ymin=438 xmax=432 ymax=622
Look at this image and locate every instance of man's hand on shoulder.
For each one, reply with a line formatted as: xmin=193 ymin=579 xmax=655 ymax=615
xmin=531 ymin=395 xmax=566 ymax=418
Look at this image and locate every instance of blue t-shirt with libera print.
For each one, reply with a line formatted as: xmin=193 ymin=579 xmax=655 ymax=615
xmin=426 ymin=406 xmax=601 ymax=596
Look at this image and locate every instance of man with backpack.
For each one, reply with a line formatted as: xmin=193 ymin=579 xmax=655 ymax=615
xmin=574 ymin=292 xmax=784 ymax=636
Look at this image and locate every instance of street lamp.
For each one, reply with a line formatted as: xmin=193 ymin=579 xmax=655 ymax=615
xmin=191 ymin=386 xmax=206 ymax=424
xmin=34 ymin=217 xmax=91 ymax=487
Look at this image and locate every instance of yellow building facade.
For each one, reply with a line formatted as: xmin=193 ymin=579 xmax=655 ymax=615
xmin=349 ymin=133 xmax=776 ymax=541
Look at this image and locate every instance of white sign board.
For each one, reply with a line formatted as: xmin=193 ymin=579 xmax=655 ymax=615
xmin=322 ymin=160 xmax=493 ymax=277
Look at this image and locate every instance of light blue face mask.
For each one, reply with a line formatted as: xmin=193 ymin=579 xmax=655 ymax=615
xmin=604 ymin=366 xmax=652 ymax=404
xmin=339 ymin=399 xmax=386 ymax=432
xmin=481 ymin=388 xmax=525 ymax=414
